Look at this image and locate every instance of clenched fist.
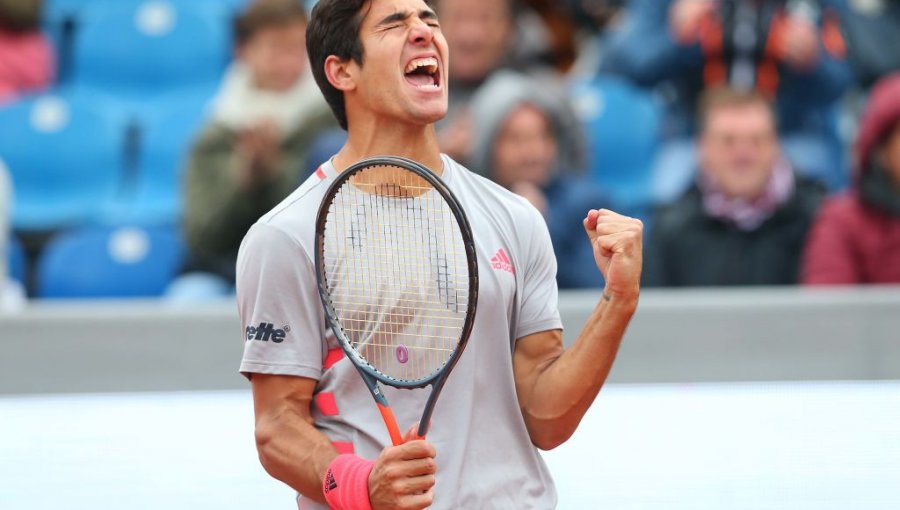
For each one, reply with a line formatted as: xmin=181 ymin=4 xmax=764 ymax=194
xmin=583 ymin=209 xmax=643 ymax=300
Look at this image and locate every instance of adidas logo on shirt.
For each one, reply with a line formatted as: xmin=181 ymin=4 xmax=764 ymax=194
xmin=490 ymin=249 xmax=515 ymax=274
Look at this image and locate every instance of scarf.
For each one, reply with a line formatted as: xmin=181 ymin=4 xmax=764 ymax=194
xmin=211 ymin=62 xmax=325 ymax=139
xmin=700 ymin=158 xmax=796 ymax=231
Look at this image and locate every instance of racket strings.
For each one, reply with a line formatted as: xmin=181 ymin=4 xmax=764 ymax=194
xmin=323 ymin=165 xmax=469 ymax=384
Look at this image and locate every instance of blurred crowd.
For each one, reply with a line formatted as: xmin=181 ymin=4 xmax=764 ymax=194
xmin=1 ymin=0 xmax=899 ymax=304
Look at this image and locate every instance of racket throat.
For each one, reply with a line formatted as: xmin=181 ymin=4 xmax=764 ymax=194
xmin=417 ymin=378 xmax=449 ymax=439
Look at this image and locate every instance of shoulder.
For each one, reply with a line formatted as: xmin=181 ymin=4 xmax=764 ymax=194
xmin=247 ymin=167 xmax=334 ymax=250
xmin=652 ymin=185 xmax=705 ymax=234
xmin=190 ymin=121 xmax=235 ymax=153
xmin=815 ymin=192 xmax=871 ymax=227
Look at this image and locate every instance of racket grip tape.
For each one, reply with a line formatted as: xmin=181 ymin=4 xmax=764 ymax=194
xmin=376 ymin=403 xmax=405 ymax=446
xmin=323 ymin=454 xmax=375 ymax=510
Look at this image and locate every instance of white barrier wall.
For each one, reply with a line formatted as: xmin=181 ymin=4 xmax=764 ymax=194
xmin=1 ymin=287 xmax=899 ymax=394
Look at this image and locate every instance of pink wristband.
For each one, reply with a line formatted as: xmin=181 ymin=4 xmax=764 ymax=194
xmin=323 ymin=454 xmax=375 ymax=510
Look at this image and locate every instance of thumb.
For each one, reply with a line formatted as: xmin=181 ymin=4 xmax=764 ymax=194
xmin=403 ymin=422 xmax=430 ymax=442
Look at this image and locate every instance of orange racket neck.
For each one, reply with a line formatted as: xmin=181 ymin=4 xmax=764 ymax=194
xmin=376 ymin=403 xmax=405 ymax=446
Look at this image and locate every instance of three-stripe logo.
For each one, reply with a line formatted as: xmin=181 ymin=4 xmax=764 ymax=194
xmin=490 ymin=249 xmax=515 ymax=274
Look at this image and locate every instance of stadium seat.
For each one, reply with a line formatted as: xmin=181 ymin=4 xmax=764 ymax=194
xmin=100 ymin=92 xmax=211 ymax=225
xmin=6 ymin=235 xmax=26 ymax=285
xmin=70 ymin=0 xmax=229 ymax=100
xmin=570 ymin=75 xmax=661 ymax=214
xmin=37 ymin=225 xmax=184 ymax=299
xmin=0 ymin=93 xmax=123 ymax=231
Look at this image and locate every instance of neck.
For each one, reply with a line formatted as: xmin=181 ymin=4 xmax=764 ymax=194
xmin=333 ymin=117 xmax=444 ymax=175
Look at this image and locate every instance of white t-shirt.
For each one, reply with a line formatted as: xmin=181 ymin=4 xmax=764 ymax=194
xmin=237 ymin=155 xmax=563 ymax=509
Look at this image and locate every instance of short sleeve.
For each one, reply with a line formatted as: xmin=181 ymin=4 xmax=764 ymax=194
xmin=516 ymin=206 xmax=564 ymax=339
xmin=236 ymin=222 xmax=326 ymax=380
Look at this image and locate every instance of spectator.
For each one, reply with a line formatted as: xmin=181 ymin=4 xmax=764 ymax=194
xmin=468 ymin=71 xmax=607 ymax=288
xmin=645 ymin=87 xmax=825 ymax=287
xmin=0 ymin=0 xmax=54 ymax=105
xmin=434 ymin=0 xmax=556 ymax=163
xmin=604 ymin=0 xmax=852 ymax=197
xmin=803 ymin=73 xmax=900 ymax=284
xmin=176 ymin=0 xmax=334 ymax=296
xmin=836 ymin=0 xmax=900 ymax=89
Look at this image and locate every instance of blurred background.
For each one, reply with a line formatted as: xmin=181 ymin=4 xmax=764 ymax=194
xmin=0 ymin=0 xmax=898 ymax=508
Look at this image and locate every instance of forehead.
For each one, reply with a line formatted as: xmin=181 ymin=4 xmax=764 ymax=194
xmin=361 ymin=0 xmax=435 ymax=24
xmin=706 ymin=103 xmax=774 ymax=130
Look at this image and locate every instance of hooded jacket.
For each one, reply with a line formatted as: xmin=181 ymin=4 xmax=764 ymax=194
xmin=467 ymin=71 xmax=609 ymax=289
xmin=802 ymin=73 xmax=900 ymax=284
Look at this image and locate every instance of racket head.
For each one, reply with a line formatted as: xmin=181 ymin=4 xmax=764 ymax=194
xmin=315 ymin=156 xmax=478 ymax=390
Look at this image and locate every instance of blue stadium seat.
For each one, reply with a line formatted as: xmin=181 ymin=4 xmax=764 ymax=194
xmin=0 ymin=94 xmax=123 ymax=231
xmin=37 ymin=225 xmax=184 ymax=299
xmin=6 ymin=235 xmax=26 ymax=285
xmin=100 ymin=92 xmax=211 ymax=225
xmin=570 ymin=75 xmax=661 ymax=214
xmin=70 ymin=0 xmax=229 ymax=99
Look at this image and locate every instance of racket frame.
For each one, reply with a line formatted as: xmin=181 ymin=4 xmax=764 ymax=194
xmin=314 ymin=156 xmax=478 ymax=445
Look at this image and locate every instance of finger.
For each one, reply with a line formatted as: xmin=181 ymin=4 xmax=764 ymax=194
xmin=593 ymin=221 xmax=643 ymax=237
xmin=396 ymin=473 xmax=436 ymax=493
xmin=595 ymin=208 xmax=635 ymax=222
xmin=596 ymin=231 xmax=643 ymax=257
xmin=396 ymin=439 xmax=436 ymax=461
xmin=397 ymin=488 xmax=435 ymax=510
xmin=583 ymin=209 xmax=601 ymax=236
xmin=400 ymin=456 xmax=437 ymax=477
xmin=402 ymin=422 xmax=431 ymax=442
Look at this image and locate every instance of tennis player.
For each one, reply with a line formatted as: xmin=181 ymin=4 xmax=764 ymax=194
xmin=236 ymin=0 xmax=642 ymax=508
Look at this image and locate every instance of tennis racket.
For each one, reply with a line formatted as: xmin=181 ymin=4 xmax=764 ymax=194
xmin=315 ymin=156 xmax=478 ymax=446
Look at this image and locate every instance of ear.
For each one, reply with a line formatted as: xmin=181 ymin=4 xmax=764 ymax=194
xmin=324 ymin=55 xmax=357 ymax=92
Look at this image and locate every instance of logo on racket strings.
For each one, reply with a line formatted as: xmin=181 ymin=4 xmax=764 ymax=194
xmin=396 ymin=345 xmax=410 ymax=364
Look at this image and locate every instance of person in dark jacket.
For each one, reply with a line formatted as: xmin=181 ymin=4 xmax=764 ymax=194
xmin=645 ymin=87 xmax=825 ymax=287
xmin=802 ymin=73 xmax=900 ymax=284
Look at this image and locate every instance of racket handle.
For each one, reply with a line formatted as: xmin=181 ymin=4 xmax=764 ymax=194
xmin=376 ymin=403 xmax=404 ymax=446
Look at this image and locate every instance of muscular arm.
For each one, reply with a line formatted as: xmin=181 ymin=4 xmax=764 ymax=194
xmin=251 ymin=374 xmax=438 ymax=509
xmin=513 ymin=209 xmax=641 ymax=450
xmin=251 ymin=374 xmax=338 ymax=503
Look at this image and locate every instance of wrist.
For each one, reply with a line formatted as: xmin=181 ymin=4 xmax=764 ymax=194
xmin=602 ymin=287 xmax=640 ymax=307
xmin=323 ymin=454 xmax=375 ymax=510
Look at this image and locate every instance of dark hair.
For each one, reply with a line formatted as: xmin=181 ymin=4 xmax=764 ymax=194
xmin=233 ymin=0 xmax=307 ymax=48
xmin=697 ymin=86 xmax=777 ymax=134
xmin=306 ymin=0 xmax=371 ymax=130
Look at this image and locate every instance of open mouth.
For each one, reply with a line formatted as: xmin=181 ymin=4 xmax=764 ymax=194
xmin=404 ymin=57 xmax=440 ymax=89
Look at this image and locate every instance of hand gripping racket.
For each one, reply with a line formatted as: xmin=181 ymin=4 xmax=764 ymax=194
xmin=315 ymin=156 xmax=478 ymax=446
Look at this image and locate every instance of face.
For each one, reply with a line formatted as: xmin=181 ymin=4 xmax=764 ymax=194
xmin=239 ymin=19 xmax=308 ymax=92
xmin=882 ymin=122 xmax=900 ymax=187
xmin=437 ymin=0 xmax=512 ymax=84
xmin=492 ymin=104 xmax=557 ymax=187
xmin=699 ymin=103 xmax=780 ymax=199
xmin=346 ymin=0 xmax=450 ymax=126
